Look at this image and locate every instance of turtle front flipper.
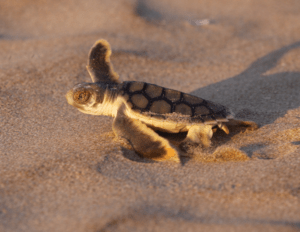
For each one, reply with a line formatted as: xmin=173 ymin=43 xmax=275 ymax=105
xmin=112 ymin=105 xmax=180 ymax=163
xmin=86 ymin=39 xmax=120 ymax=84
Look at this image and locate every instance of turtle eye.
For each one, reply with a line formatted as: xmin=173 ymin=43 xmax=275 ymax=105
xmin=73 ymin=90 xmax=91 ymax=104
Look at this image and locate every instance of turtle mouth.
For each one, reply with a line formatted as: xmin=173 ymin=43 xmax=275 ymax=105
xmin=73 ymin=89 xmax=91 ymax=104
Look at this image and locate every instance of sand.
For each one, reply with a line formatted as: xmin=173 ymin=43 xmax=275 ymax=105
xmin=1 ymin=0 xmax=300 ymax=231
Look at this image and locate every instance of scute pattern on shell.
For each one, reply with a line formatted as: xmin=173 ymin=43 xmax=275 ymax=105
xmin=120 ymin=81 xmax=230 ymax=122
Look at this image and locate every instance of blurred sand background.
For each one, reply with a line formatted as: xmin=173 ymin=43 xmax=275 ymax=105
xmin=1 ymin=0 xmax=300 ymax=231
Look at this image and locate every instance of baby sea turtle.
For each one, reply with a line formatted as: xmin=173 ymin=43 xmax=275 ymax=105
xmin=66 ymin=39 xmax=258 ymax=163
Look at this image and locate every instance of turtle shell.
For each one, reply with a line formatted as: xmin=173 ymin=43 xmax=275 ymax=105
xmin=119 ymin=81 xmax=232 ymax=124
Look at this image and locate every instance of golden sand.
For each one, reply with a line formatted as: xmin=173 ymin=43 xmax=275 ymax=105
xmin=0 ymin=0 xmax=300 ymax=231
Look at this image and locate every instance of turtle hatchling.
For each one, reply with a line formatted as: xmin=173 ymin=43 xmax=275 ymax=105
xmin=66 ymin=39 xmax=258 ymax=163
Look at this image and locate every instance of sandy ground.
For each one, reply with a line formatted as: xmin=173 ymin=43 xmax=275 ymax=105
xmin=1 ymin=0 xmax=300 ymax=231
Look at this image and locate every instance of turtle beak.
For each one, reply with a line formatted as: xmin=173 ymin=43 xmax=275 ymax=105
xmin=65 ymin=89 xmax=75 ymax=106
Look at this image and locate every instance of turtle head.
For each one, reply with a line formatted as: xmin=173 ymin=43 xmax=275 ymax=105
xmin=66 ymin=82 xmax=107 ymax=115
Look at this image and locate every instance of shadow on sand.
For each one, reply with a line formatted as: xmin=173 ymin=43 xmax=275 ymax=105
xmin=191 ymin=41 xmax=300 ymax=125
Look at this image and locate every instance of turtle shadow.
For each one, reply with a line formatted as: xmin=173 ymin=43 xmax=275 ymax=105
xmin=292 ymin=141 xmax=300 ymax=145
xmin=191 ymin=41 xmax=300 ymax=126
xmin=240 ymin=143 xmax=267 ymax=159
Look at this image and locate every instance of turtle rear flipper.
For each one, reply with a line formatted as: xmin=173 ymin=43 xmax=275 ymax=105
xmin=227 ymin=119 xmax=258 ymax=131
xmin=113 ymin=104 xmax=180 ymax=163
xmin=87 ymin=39 xmax=120 ymax=84
xmin=183 ymin=124 xmax=214 ymax=147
